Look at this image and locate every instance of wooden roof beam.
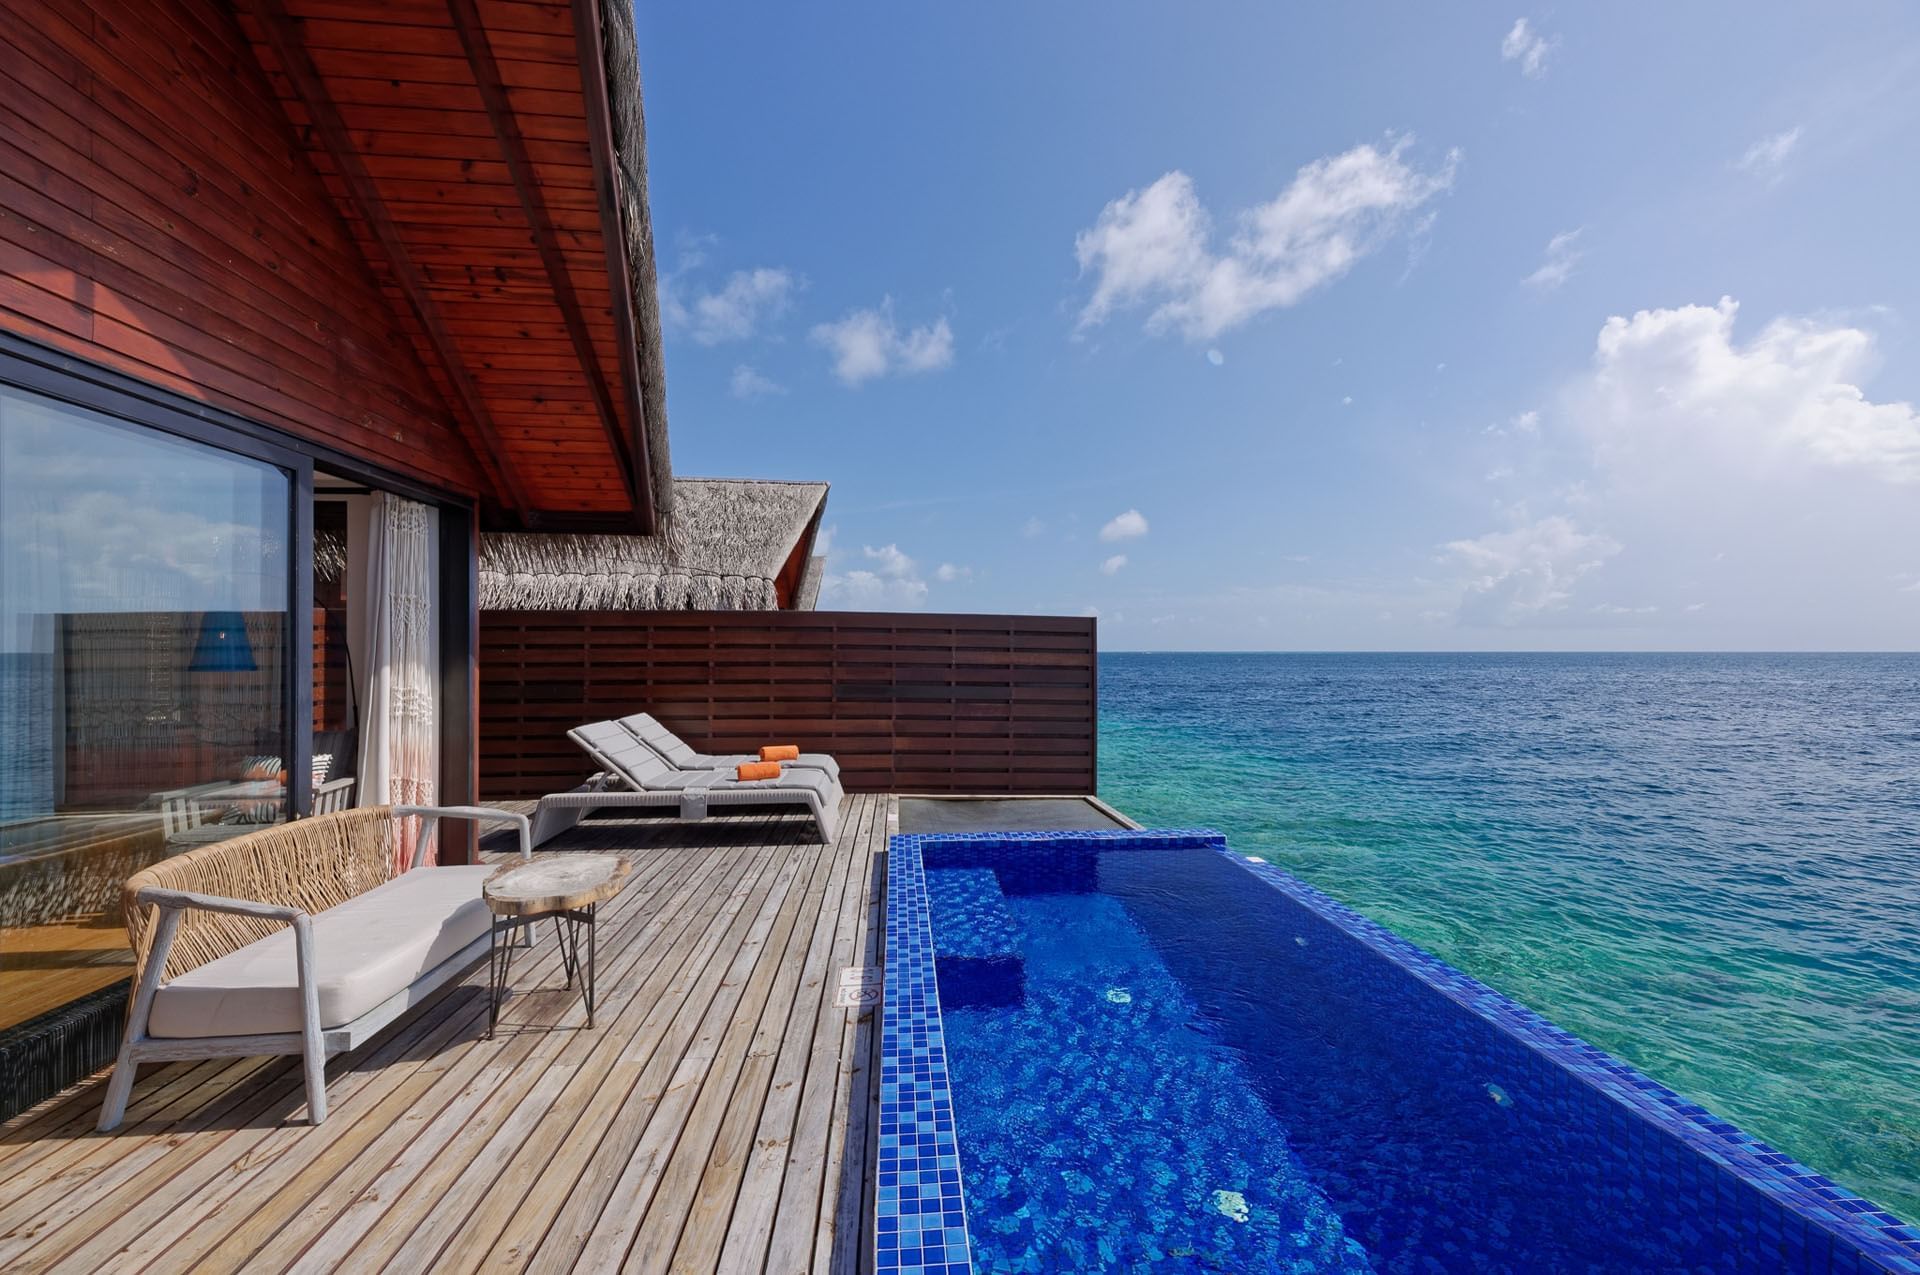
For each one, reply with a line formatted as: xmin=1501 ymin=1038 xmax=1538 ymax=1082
xmin=254 ymin=0 xmax=533 ymax=521
xmin=447 ymin=0 xmax=640 ymax=520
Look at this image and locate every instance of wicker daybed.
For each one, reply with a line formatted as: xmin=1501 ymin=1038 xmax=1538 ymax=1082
xmin=97 ymin=803 xmax=530 ymax=1131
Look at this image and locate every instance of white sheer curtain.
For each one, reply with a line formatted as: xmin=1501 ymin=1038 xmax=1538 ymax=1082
xmin=358 ymin=494 xmax=438 ymax=872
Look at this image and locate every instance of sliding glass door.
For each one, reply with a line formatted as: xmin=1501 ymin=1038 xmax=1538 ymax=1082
xmin=0 ymin=383 xmax=293 ymax=1032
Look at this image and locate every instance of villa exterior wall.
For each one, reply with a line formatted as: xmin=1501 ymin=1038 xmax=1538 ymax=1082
xmin=0 ymin=0 xmax=486 ymax=495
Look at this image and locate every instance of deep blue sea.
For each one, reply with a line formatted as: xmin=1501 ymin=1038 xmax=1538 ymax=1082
xmin=0 ymin=652 xmax=53 ymax=824
xmin=1097 ymin=652 xmax=1920 ymax=1223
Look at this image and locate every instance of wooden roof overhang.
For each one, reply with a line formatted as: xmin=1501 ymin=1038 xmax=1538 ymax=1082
xmin=231 ymin=0 xmax=670 ymax=531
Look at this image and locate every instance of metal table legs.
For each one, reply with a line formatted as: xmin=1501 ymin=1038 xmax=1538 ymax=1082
xmin=486 ymin=901 xmax=598 ymax=1038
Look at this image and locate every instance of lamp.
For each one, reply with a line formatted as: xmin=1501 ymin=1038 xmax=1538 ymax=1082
xmin=188 ymin=611 xmax=257 ymax=673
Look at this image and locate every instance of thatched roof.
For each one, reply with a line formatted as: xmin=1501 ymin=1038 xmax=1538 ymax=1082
xmin=480 ymin=478 xmax=828 ymax=611
xmin=594 ymin=0 xmax=675 ymax=522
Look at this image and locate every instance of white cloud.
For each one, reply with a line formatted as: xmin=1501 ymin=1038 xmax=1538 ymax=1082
xmin=1074 ymin=138 xmax=1458 ymax=341
xmin=728 ymin=364 xmax=786 ymax=399
xmin=1100 ymin=554 xmax=1129 ymax=575
xmin=1522 ymin=228 xmax=1583 ymax=290
xmin=934 ymin=563 xmax=974 ymax=583
xmin=1501 ymin=18 xmax=1557 ymax=79
xmin=1578 ymin=297 xmax=1920 ymax=483
xmin=1485 ymin=408 xmax=1542 ymax=437
xmin=811 ymin=299 xmax=954 ymax=386
xmin=820 ymin=542 xmax=929 ymax=608
xmin=663 ymin=267 xmax=796 ymax=345
xmin=1445 ymin=516 xmax=1622 ymax=626
xmin=1451 ymin=297 xmax=1920 ymax=642
xmin=1736 ymin=126 xmax=1803 ymax=183
xmin=1021 ymin=516 xmax=1047 ymax=538
xmin=863 ymin=544 xmax=915 ymax=577
xmin=1099 ymin=509 xmax=1149 ymax=541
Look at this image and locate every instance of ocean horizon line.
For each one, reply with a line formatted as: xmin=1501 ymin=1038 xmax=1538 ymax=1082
xmin=1100 ymin=647 xmax=1920 ymax=656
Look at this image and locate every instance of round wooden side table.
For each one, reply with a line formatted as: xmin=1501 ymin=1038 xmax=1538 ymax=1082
xmin=482 ymin=853 xmax=632 ymax=1037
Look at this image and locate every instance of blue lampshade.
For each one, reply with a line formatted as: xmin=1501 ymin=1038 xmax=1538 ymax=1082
xmin=188 ymin=611 xmax=257 ymax=672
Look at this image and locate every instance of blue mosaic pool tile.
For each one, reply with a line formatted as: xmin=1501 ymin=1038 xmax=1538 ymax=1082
xmin=879 ymin=827 xmax=1920 ymax=1275
xmin=877 ymin=832 xmax=980 ymax=1275
xmin=925 ymin=869 xmax=1025 ymax=1009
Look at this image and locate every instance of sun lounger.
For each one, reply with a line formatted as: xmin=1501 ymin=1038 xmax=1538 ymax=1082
xmin=616 ymin=712 xmax=841 ymax=784
xmin=530 ymin=720 xmax=843 ymax=848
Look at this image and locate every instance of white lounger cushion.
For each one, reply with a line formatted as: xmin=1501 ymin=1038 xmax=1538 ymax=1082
xmin=617 ymin=714 xmax=842 ymax=783
xmin=146 ymin=865 xmax=494 ymax=1039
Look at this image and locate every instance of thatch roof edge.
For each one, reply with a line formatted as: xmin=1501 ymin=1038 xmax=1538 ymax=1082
xmin=594 ymin=0 xmax=675 ymax=524
xmin=479 ymin=478 xmax=830 ymax=612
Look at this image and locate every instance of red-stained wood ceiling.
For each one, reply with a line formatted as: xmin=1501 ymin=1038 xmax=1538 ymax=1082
xmin=231 ymin=0 xmax=657 ymax=531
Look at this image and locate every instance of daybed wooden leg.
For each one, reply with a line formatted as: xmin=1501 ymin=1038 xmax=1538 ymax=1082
xmin=301 ymin=1039 xmax=328 ymax=1125
xmin=97 ymin=1050 xmax=138 ymax=1133
xmin=293 ymin=915 xmax=328 ymax=1124
xmin=99 ymin=906 xmax=183 ymax=1132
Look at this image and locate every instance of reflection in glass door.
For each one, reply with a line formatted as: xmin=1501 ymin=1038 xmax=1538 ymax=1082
xmin=0 ymin=384 xmax=292 ymax=1032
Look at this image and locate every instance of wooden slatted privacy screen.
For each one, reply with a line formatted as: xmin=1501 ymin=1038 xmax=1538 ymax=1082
xmin=478 ymin=611 xmax=1098 ymax=797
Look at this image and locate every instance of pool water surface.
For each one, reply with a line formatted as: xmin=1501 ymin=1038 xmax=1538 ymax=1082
xmin=878 ymin=831 xmax=1920 ymax=1275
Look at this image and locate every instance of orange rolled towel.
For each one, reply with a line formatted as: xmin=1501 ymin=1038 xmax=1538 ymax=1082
xmin=760 ymin=744 xmax=801 ymax=762
xmin=736 ymin=761 xmax=783 ymax=781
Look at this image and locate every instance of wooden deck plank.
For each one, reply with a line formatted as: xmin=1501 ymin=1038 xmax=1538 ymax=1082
xmin=714 ymin=791 xmax=882 ymax=1274
xmin=828 ymin=796 xmax=892 ymax=1275
xmin=515 ymin=817 xmax=824 ymax=1272
xmin=589 ymin=816 xmax=837 ymax=1270
xmin=623 ymin=797 xmax=876 ymax=1271
xmin=0 ymin=1057 xmax=248 ymax=1211
xmin=362 ymin=823 xmax=787 ymax=1273
xmin=676 ymin=795 xmax=874 ymax=1273
xmin=247 ymin=837 xmax=718 ymax=1273
xmin=381 ymin=821 xmax=791 ymax=1273
xmin=438 ymin=820 xmax=805 ymax=1272
xmin=0 ymin=798 xmax=893 ymax=1275
xmin=38 ymin=960 xmax=516 ymax=1274
xmin=768 ymin=797 xmax=889 ymax=1272
xmin=294 ymin=836 xmax=751 ymax=1274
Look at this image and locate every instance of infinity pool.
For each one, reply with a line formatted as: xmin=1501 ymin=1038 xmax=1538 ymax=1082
xmin=877 ymin=831 xmax=1920 ymax=1274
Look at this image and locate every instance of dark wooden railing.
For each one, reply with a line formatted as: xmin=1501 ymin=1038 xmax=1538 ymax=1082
xmin=478 ymin=611 xmax=1098 ymax=797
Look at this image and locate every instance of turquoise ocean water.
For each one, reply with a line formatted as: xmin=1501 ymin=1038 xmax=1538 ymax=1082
xmin=1097 ymin=652 xmax=1920 ymax=1222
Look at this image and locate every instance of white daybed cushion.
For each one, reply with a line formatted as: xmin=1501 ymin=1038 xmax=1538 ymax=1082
xmin=146 ymin=865 xmax=494 ymax=1039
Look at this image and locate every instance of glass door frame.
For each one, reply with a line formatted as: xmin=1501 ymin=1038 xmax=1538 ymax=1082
xmin=0 ymin=332 xmax=479 ymax=831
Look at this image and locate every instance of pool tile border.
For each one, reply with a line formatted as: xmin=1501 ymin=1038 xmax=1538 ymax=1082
xmin=875 ymin=831 xmax=971 ymax=1275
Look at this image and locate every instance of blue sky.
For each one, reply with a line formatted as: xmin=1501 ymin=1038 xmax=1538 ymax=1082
xmin=635 ymin=4 xmax=1920 ymax=650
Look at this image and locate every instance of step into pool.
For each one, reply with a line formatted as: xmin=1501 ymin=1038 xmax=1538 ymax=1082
xmin=878 ymin=829 xmax=1920 ymax=1275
